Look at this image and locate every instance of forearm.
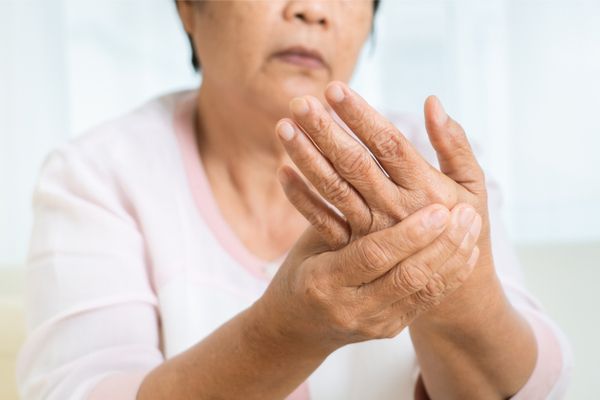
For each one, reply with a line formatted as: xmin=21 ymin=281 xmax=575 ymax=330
xmin=409 ymin=273 xmax=537 ymax=400
xmin=137 ymin=300 xmax=329 ymax=399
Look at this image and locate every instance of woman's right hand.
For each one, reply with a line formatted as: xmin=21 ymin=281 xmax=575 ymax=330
xmin=254 ymin=199 xmax=482 ymax=357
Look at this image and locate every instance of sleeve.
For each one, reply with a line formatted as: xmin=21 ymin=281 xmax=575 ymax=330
xmin=15 ymin=146 xmax=164 ymax=400
xmin=486 ymin=177 xmax=574 ymax=399
xmin=395 ymin=113 xmax=573 ymax=399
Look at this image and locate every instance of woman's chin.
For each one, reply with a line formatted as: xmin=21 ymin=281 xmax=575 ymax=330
xmin=246 ymin=74 xmax=331 ymax=119
xmin=278 ymin=77 xmax=329 ymax=102
xmin=295 ymin=75 xmax=329 ymax=91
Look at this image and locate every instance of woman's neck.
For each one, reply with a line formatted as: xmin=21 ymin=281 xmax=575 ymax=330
xmin=194 ymin=82 xmax=308 ymax=259
xmin=195 ymin=81 xmax=289 ymax=208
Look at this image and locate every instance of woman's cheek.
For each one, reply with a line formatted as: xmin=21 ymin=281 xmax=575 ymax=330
xmin=333 ymin=45 xmax=364 ymax=81
xmin=336 ymin=20 xmax=372 ymax=77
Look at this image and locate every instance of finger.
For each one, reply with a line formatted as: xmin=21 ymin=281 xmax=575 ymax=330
xmin=376 ymin=248 xmax=479 ymax=337
xmin=362 ymin=242 xmax=478 ymax=340
xmin=360 ymin=203 xmax=481 ymax=303
xmin=289 ymin=95 xmax=403 ymax=217
xmin=324 ymin=81 xmax=435 ymax=190
xmin=406 ymin=227 xmax=479 ymax=305
xmin=276 ymin=119 xmax=373 ymax=236
xmin=391 ymin=246 xmax=479 ymax=319
xmin=424 ymin=96 xmax=485 ymax=194
xmin=415 ymin=208 xmax=481 ymax=299
xmin=278 ymin=165 xmax=350 ymax=250
xmin=432 ymin=245 xmax=480 ymax=296
xmin=322 ymin=204 xmax=451 ymax=287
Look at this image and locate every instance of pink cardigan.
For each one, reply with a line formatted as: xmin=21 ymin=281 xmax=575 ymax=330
xmin=16 ymin=90 xmax=572 ymax=399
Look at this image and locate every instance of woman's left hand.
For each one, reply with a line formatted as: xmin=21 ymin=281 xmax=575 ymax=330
xmin=275 ymin=81 xmax=500 ymax=326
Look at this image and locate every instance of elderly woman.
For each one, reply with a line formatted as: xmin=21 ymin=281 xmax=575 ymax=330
xmin=16 ymin=1 xmax=571 ymax=399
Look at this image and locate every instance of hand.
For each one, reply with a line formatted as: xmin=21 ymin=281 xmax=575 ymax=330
xmin=255 ymin=201 xmax=481 ymax=356
xmin=275 ymin=81 xmax=497 ymax=325
xmin=272 ymin=82 xmax=537 ymax=399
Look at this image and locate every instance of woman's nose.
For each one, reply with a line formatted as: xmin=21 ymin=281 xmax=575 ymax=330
xmin=284 ymin=1 xmax=329 ymax=28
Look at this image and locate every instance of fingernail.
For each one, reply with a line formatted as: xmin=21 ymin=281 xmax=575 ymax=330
xmin=427 ymin=207 xmax=449 ymax=229
xmin=290 ymin=97 xmax=309 ymax=116
xmin=469 ymin=214 xmax=482 ymax=238
xmin=467 ymin=247 xmax=479 ymax=267
xmin=459 ymin=207 xmax=475 ymax=227
xmin=277 ymin=121 xmax=295 ymax=141
xmin=433 ymin=96 xmax=448 ymax=126
xmin=326 ymin=83 xmax=345 ymax=103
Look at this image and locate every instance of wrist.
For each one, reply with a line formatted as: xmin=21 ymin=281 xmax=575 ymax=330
xmin=411 ymin=260 xmax=507 ymax=335
xmin=245 ymin=296 xmax=333 ymax=362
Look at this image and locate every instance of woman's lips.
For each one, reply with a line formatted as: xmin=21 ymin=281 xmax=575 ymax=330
xmin=273 ymin=47 xmax=326 ymax=69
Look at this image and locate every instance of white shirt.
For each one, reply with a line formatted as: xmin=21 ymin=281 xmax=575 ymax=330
xmin=16 ymin=90 xmax=572 ymax=399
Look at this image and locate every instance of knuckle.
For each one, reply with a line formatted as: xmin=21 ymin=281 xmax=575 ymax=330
xmin=424 ymin=184 xmax=458 ymax=210
xmin=306 ymin=209 xmax=330 ymax=230
xmin=321 ymin=174 xmax=352 ymax=204
xmin=413 ymin=289 xmax=436 ymax=307
xmin=395 ymin=262 xmax=429 ymax=292
xmin=447 ymin=119 xmax=467 ymax=144
xmin=389 ymin=194 xmax=413 ymax=221
xmin=453 ymin=263 xmax=474 ymax=286
xmin=311 ymin=113 xmax=333 ymax=135
xmin=383 ymin=321 xmax=407 ymax=339
xmin=301 ymin=267 xmax=329 ymax=306
xmin=404 ymin=189 xmax=429 ymax=212
xmin=355 ymin=237 xmax=390 ymax=273
xmin=391 ymin=309 xmax=417 ymax=335
xmin=295 ymin=149 xmax=319 ymax=171
xmin=450 ymin=122 xmax=472 ymax=149
xmin=374 ymin=320 xmax=397 ymax=340
xmin=383 ymin=329 xmax=397 ymax=340
xmin=371 ymin=128 xmax=405 ymax=161
xmin=471 ymin=171 xmax=488 ymax=195
xmin=403 ymin=293 xmax=420 ymax=310
xmin=330 ymin=309 xmax=360 ymax=336
xmin=336 ymin=149 xmax=372 ymax=178
xmin=344 ymin=103 xmax=370 ymax=130
xmin=347 ymin=211 xmax=373 ymax=238
xmin=370 ymin=210 xmax=398 ymax=233
xmin=304 ymin=284 xmax=326 ymax=308
xmin=462 ymin=162 xmax=486 ymax=187
xmin=409 ymin=276 xmax=445 ymax=306
xmin=354 ymin=324 xmax=381 ymax=340
xmin=424 ymin=274 xmax=447 ymax=297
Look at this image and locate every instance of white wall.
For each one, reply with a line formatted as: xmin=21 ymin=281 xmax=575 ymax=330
xmin=507 ymin=1 xmax=600 ymax=242
xmin=353 ymin=0 xmax=600 ymax=243
xmin=0 ymin=1 xmax=69 ymax=266
xmin=0 ymin=0 xmax=198 ymax=267
xmin=1 ymin=0 xmax=600 ymax=268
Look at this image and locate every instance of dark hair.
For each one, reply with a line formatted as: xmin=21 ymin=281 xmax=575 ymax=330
xmin=179 ymin=0 xmax=381 ymax=72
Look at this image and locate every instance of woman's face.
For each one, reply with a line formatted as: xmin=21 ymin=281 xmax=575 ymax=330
xmin=178 ymin=0 xmax=374 ymax=117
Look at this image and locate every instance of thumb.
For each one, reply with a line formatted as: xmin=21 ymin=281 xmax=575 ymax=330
xmin=424 ymin=95 xmax=485 ymax=193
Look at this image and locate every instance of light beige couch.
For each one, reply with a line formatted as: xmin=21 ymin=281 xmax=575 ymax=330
xmin=0 ymin=267 xmax=24 ymax=400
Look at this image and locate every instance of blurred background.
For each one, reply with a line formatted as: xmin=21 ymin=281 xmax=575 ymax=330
xmin=1 ymin=0 xmax=599 ymax=398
